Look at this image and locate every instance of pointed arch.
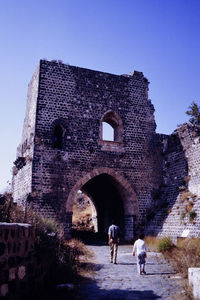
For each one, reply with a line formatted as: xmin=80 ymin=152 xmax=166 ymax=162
xmin=66 ymin=167 xmax=138 ymax=216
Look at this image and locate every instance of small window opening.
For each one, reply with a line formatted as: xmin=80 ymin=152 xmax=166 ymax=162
xmin=102 ymin=122 xmax=114 ymax=141
xmin=100 ymin=110 xmax=123 ymax=146
xmin=53 ymin=124 xmax=63 ymax=149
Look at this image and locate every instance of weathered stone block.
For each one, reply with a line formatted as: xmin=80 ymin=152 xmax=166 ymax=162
xmin=189 ymin=268 xmax=200 ymax=299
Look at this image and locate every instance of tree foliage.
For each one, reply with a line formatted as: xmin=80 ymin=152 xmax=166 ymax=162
xmin=186 ymin=101 xmax=200 ymax=125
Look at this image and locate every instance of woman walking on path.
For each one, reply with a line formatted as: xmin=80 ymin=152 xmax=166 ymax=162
xmin=132 ymin=233 xmax=147 ymax=274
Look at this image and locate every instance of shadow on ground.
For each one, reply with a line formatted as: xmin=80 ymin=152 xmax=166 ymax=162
xmin=50 ymin=286 xmax=161 ymax=300
xmin=75 ymin=278 xmax=162 ymax=299
xmin=72 ymin=229 xmax=107 ymax=245
xmin=71 ymin=230 xmax=134 ymax=246
xmin=74 ymin=261 xmax=165 ymax=299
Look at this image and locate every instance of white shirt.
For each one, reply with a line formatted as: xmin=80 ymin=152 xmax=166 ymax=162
xmin=133 ymin=239 xmax=147 ymax=255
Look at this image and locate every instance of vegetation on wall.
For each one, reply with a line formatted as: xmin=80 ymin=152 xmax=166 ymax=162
xmin=189 ymin=211 xmax=197 ymax=223
xmin=180 ymin=211 xmax=186 ymax=221
xmin=186 ymin=101 xmax=200 ymax=125
xmin=177 ymin=189 xmax=197 ymax=224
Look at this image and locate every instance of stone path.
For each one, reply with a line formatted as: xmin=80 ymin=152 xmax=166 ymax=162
xmin=76 ymin=245 xmax=182 ymax=300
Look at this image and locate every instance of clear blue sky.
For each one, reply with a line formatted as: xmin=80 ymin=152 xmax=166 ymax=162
xmin=0 ymin=0 xmax=200 ymax=192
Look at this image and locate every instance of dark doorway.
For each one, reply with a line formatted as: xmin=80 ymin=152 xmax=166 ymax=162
xmin=82 ymin=174 xmax=124 ymax=238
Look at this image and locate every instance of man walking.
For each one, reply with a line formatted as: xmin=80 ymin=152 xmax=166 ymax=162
xmin=132 ymin=233 xmax=147 ymax=274
xmin=108 ymin=219 xmax=120 ymax=264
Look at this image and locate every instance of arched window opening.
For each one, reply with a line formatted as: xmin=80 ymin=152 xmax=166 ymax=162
xmin=53 ymin=124 xmax=63 ymax=149
xmin=100 ymin=110 xmax=123 ymax=143
xmin=102 ymin=122 xmax=114 ymax=141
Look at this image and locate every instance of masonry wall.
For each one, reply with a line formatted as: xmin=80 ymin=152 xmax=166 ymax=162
xmin=145 ymin=125 xmax=200 ymax=239
xmin=12 ymin=60 xmax=162 ymax=239
xmin=12 ymin=60 xmax=200 ymax=239
xmin=179 ymin=124 xmax=200 ymax=196
xmin=0 ymin=223 xmax=46 ymax=299
xmin=12 ymin=67 xmax=39 ymax=205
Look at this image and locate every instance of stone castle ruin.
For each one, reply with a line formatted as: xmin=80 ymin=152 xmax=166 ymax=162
xmin=12 ymin=60 xmax=200 ymax=240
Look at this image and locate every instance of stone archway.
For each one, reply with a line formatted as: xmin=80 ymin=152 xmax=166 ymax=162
xmin=66 ymin=168 xmax=138 ymax=240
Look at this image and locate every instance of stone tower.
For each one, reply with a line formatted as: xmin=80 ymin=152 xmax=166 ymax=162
xmin=12 ymin=60 xmax=161 ymax=240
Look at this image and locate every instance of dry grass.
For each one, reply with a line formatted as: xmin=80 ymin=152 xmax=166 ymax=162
xmin=65 ymin=238 xmax=93 ymax=263
xmin=161 ymin=238 xmax=200 ymax=278
xmin=180 ymin=191 xmax=196 ymax=203
xmin=145 ymin=236 xmax=200 ymax=299
xmin=144 ymin=236 xmax=161 ymax=252
xmin=72 ymin=204 xmax=94 ymax=231
xmin=72 ymin=206 xmax=92 ymax=223
xmin=184 ymin=201 xmax=194 ymax=213
xmin=174 ymin=280 xmax=194 ymax=300
xmin=58 ymin=238 xmax=95 ymax=282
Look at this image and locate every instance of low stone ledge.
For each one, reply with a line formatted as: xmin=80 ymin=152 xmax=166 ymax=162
xmin=188 ymin=268 xmax=200 ymax=299
xmin=0 ymin=223 xmax=36 ymax=299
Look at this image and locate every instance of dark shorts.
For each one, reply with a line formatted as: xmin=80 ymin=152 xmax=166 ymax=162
xmin=138 ymin=252 xmax=146 ymax=264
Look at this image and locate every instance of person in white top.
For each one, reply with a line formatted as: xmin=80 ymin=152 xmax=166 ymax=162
xmin=132 ymin=233 xmax=147 ymax=274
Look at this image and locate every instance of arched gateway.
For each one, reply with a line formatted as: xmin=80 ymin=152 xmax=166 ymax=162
xmin=66 ymin=168 xmax=138 ymax=240
xmin=12 ymin=60 xmax=159 ymax=241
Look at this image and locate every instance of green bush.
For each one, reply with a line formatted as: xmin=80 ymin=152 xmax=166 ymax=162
xmin=189 ymin=210 xmax=197 ymax=223
xmin=186 ymin=101 xmax=200 ymax=125
xmin=157 ymin=237 xmax=175 ymax=252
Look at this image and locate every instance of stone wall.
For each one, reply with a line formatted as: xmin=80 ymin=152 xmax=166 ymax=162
xmin=145 ymin=124 xmax=200 ymax=239
xmin=0 ymin=223 xmax=56 ymax=299
xmin=12 ymin=60 xmax=162 ymax=240
xmin=0 ymin=223 xmax=34 ymax=299
xmin=179 ymin=124 xmax=200 ymax=197
xmin=12 ymin=67 xmax=39 ymax=206
xmin=12 ymin=60 xmax=200 ymax=240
